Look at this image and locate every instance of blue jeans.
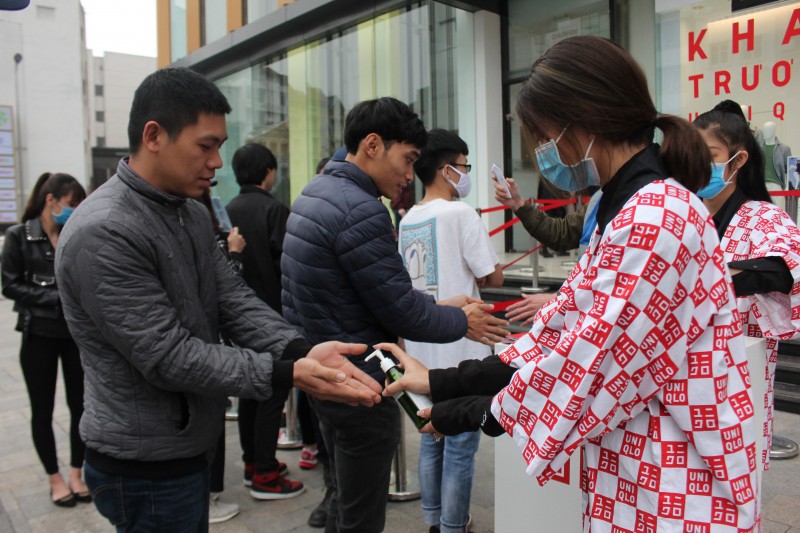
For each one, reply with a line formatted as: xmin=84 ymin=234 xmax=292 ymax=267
xmin=419 ymin=431 xmax=481 ymax=533
xmin=84 ymin=461 xmax=210 ymax=532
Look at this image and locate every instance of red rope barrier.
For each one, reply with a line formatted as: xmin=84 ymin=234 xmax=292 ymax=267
xmin=500 ymin=244 xmax=543 ymax=270
xmin=489 ymin=217 xmax=520 ymax=237
xmin=767 ymin=190 xmax=800 ymax=196
xmin=491 ymin=298 xmax=525 ymax=312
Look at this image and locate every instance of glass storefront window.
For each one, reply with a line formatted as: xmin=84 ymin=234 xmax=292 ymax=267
xmin=247 ymin=0 xmax=280 ymax=24
xmin=170 ymin=0 xmax=188 ymax=62
xmin=203 ymin=0 xmax=227 ymax=45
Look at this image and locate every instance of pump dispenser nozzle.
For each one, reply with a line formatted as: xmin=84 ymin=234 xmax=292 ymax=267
xmin=366 ymin=348 xmax=433 ymax=430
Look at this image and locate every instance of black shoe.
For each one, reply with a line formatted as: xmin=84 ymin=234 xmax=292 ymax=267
xmin=308 ymin=486 xmax=334 ymax=528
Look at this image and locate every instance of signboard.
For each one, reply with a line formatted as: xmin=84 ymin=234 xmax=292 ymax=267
xmin=0 ymin=105 xmax=18 ymax=223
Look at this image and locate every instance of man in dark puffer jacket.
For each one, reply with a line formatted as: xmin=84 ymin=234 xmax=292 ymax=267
xmin=282 ymin=97 xmax=509 ymax=532
xmin=55 ymin=68 xmax=382 ymax=533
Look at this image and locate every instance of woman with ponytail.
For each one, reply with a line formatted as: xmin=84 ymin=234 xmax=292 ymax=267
xmin=1 ymin=172 xmax=88 ymax=507
xmin=694 ymin=100 xmax=800 ymax=473
xmin=381 ymin=36 xmax=758 ymax=531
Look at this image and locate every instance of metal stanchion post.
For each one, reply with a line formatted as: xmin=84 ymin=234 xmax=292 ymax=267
xmin=277 ymin=388 xmax=304 ymax=450
xmin=770 ymin=434 xmax=799 ymax=460
xmin=388 ymin=420 xmax=420 ymax=501
xmin=523 ymin=238 xmax=548 ymax=295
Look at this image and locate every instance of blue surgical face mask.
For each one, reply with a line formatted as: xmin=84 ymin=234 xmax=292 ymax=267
xmin=696 ymin=151 xmax=742 ymax=199
xmin=445 ymin=165 xmax=472 ymax=198
xmin=535 ymin=126 xmax=601 ymax=193
xmin=52 ymin=205 xmax=75 ymax=226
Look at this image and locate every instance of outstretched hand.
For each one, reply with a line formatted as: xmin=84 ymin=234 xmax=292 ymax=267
xmin=463 ymin=303 xmax=510 ymax=346
xmin=296 ymin=342 xmax=383 ymax=407
xmin=504 ymin=292 xmax=557 ymax=325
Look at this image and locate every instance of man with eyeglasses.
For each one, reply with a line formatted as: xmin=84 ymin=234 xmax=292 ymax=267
xmin=397 ymin=128 xmax=503 ymax=533
xmin=281 ymin=98 xmax=509 ymax=532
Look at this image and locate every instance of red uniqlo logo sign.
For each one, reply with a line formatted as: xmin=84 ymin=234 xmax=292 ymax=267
xmin=590 ymin=291 xmax=609 ymax=318
xmin=581 ymin=319 xmax=614 ymax=348
xmin=598 ymin=448 xmax=619 ymax=476
xmin=637 ymin=462 xmax=660 ymax=492
xmin=598 ymin=244 xmax=625 ymax=271
xmin=674 ymin=243 xmax=691 ymax=273
xmin=563 ymin=395 xmax=584 ymax=420
xmin=516 ymin=404 xmax=536 ymax=435
xmin=731 ymin=474 xmax=754 ymax=504
xmin=650 ymin=352 xmax=679 ymax=387
xmin=583 ymin=467 xmax=597 ymax=493
xmin=683 ymin=521 xmax=710 ymax=533
xmin=614 ymin=333 xmax=638 ymax=367
xmin=540 ymin=400 xmax=562 ymax=431
xmin=591 ymin=494 xmax=615 ymax=522
xmin=629 ymin=224 xmax=660 ymax=251
xmin=729 ymin=390 xmax=754 ymax=420
xmin=498 ymin=344 xmax=519 ymax=364
xmin=687 ymin=351 xmax=713 ymax=378
xmin=662 ymin=442 xmax=687 ymax=467
xmin=690 ymin=277 xmax=709 ymax=306
xmin=642 ymin=254 xmax=670 ymax=287
xmin=643 ymin=288 xmax=670 ymax=325
xmin=529 ymin=367 xmax=556 ymax=397
xmin=662 ymin=209 xmax=685 ymax=239
xmin=690 ymin=405 xmax=719 ymax=431
xmin=686 ymin=469 xmax=712 ymax=495
xmin=621 ymin=432 xmax=646 ymax=460
xmin=616 ymin=478 xmax=638 ymax=507
xmin=612 ymin=273 xmax=638 ymax=300
xmin=635 ymin=510 xmax=657 ymax=533
xmin=507 ymin=374 xmax=527 ymax=403
xmin=521 ymin=438 xmax=539 ymax=464
xmin=558 ymin=359 xmax=587 ymax=392
xmin=714 ymin=375 xmax=729 ymax=403
xmin=538 ymin=326 xmax=560 ymax=350
xmin=617 ymin=302 xmax=641 ymax=329
xmin=711 ymin=497 xmax=738 ymax=525
xmin=550 ymin=459 xmax=570 ymax=485
xmin=657 ymin=492 xmax=686 ymax=519
xmin=722 ymin=424 xmax=744 ymax=453
xmin=664 ymin=379 xmax=689 ymax=405
xmin=579 ymin=407 xmax=601 ymax=436
xmin=612 ymin=205 xmax=636 ymax=230
xmin=706 ymin=454 xmax=729 ymax=480
xmin=605 ymin=371 xmax=630 ymax=400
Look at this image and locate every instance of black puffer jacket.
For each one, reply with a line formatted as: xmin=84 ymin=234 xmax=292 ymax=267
xmin=1 ymin=219 xmax=70 ymax=338
xmin=56 ymin=159 xmax=307 ymax=463
xmin=281 ymin=160 xmax=467 ymax=381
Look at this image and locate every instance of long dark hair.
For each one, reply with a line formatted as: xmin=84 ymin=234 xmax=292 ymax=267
xmin=22 ymin=172 xmax=87 ymax=222
xmin=516 ymin=36 xmax=710 ymax=192
xmin=693 ymin=100 xmax=771 ymax=203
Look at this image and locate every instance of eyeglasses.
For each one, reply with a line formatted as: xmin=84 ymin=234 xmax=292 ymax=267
xmin=448 ymin=162 xmax=472 ymax=173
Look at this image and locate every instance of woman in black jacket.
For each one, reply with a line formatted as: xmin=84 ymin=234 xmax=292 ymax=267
xmin=1 ymin=172 xmax=87 ymax=507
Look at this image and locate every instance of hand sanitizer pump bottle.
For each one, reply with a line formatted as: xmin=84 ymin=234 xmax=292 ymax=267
xmin=366 ymin=349 xmax=433 ymax=430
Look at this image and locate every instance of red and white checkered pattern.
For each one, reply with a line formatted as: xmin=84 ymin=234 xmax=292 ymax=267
xmin=723 ymin=200 xmax=800 ymax=470
xmin=491 ymin=180 xmax=758 ymax=532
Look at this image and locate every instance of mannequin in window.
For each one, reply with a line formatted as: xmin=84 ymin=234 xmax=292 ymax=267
xmin=760 ymin=121 xmax=792 ymax=211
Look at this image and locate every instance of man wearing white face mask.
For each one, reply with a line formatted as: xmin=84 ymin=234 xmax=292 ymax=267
xmin=398 ymin=129 xmax=503 ymax=533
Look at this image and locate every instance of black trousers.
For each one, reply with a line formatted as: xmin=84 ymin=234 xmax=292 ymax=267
xmin=19 ymin=333 xmax=85 ymax=474
xmin=237 ymin=386 xmax=291 ymax=473
xmin=316 ymin=398 xmax=400 ymax=533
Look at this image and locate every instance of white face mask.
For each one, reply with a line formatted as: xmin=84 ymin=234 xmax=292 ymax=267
xmin=445 ymin=165 xmax=472 ymax=198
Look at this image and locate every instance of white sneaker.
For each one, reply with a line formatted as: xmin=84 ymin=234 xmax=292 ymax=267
xmin=209 ymin=493 xmax=239 ymax=524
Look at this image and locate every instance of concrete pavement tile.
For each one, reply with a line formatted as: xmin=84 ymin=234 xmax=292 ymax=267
xmin=6 ymin=506 xmax=32 ymax=533
xmin=763 ymin=494 xmax=800 ymax=528
xmin=764 ymin=520 xmax=791 ymax=533
xmin=0 ymin=449 xmax=42 ymax=473
xmin=27 ymin=504 xmax=108 ymax=533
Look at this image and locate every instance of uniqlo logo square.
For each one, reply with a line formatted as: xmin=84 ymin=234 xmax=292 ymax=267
xmin=671 ymin=281 xmax=688 ymax=308
xmin=632 ymin=364 xmax=649 ymax=388
xmin=643 ymin=289 xmax=670 ymax=324
xmin=706 ymin=454 xmax=729 ymax=480
xmin=581 ymin=318 xmax=614 ymax=348
xmin=563 ymin=395 xmax=584 ymax=420
xmin=649 ymin=352 xmax=679 ymax=387
xmin=598 ymin=447 xmax=619 ymax=475
xmin=637 ymin=462 xmax=660 ymax=491
xmin=558 ymin=359 xmax=587 ymax=392
xmin=746 ymin=443 xmax=757 ymax=471
xmin=660 ymin=314 xmax=684 ymax=351
xmin=731 ymin=474 xmax=754 ymax=504
xmin=641 ymin=254 xmax=670 ymax=286
xmin=540 ymin=435 xmax=561 ymax=460
xmin=612 ymin=206 xmax=636 ymax=230
xmin=722 ymin=424 xmax=744 ymax=453
xmin=683 ymin=521 xmax=710 ymax=533
xmin=521 ymin=438 xmax=539 ymax=464
xmin=554 ymin=330 xmax=578 ymax=358
xmin=538 ymin=326 xmax=561 ymax=350
xmin=629 ymin=224 xmax=660 ymax=251
xmin=614 ymin=333 xmax=638 ymax=368
xmin=736 ymin=361 xmax=751 ymax=388
xmin=662 ymin=441 xmax=687 ymax=467
xmin=498 ymin=344 xmax=519 ymax=364
xmin=666 ymin=184 xmax=690 ymax=201
xmin=686 ymin=469 xmax=712 ymax=495
xmin=612 ymin=273 xmax=638 ymax=300
xmin=687 ymin=205 xmax=705 ymax=234
xmin=713 ymin=324 xmax=732 ymax=353
xmin=688 ymin=352 xmax=713 ymax=378
xmin=664 ymin=380 xmax=688 ymax=406
xmin=708 ymin=278 xmax=730 ymax=307
xmin=662 ymin=209 xmax=685 ymax=239
xmin=621 ymin=432 xmax=646 ymax=460
xmin=639 ymin=192 xmax=665 ymax=207
xmin=686 ymin=318 xmax=704 ymax=344
xmin=605 ymin=370 xmax=630 ymax=400
xmin=589 ymin=291 xmax=609 ymax=318
xmin=657 ymin=492 xmax=685 ymax=519
xmin=714 ymin=375 xmax=729 ymax=403
xmin=611 ymin=526 xmax=634 ymax=533
xmin=617 ymin=301 xmax=641 ymax=329
xmin=690 ymin=277 xmax=709 ymax=306
xmin=730 ymin=390 xmax=754 ymax=421
xmin=690 ymin=405 xmax=719 ymax=431
xmin=711 ymin=497 xmax=738 ymax=525
xmin=540 ymin=400 xmax=562 ymax=431
xmin=591 ymin=494 xmax=615 ymax=522
xmin=616 ymin=478 xmax=638 ymax=507
xmin=674 ymin=243 xmax=691 ymax=273
xmin=635 ymin=509 xmax=657 ymax=533
xmin=583 ymin=466 xmax=597 ymax=492
xmin=507 ymin=374 xmax=527 ymax=403
xmin=529 ymin=367 xmax=556 ymax=397
xmin=598 ymin=244 xmax=625 ymax=270
xmin=516 ymin=404 xmax=537 ymax=435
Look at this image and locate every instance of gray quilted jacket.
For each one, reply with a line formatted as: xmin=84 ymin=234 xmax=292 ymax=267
xmin=56 ymin=159 xmax=303 ymax=462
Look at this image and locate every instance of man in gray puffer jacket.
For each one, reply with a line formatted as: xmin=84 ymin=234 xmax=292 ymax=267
xmin=55 ymin=68 xmax=381 ymax=533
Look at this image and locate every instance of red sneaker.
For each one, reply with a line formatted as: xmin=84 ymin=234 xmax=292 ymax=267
xmin=250 ymin=471 xmax=305 ymax=500
xmin=243 ymin=462 xmax=288 ymax=486
xmin=298 ymin=447 xmax=319 ymax=470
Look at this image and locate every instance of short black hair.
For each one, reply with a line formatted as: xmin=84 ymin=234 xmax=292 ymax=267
xmin=413 ymin=129 xmax=468 ymax=187
xmin=128 ymin=67 xmax=231 ymax=154
xmin=343 ymin=97 xmax=427 ymax=155
xmin=232 ymin=143 xmax=277 ymax=186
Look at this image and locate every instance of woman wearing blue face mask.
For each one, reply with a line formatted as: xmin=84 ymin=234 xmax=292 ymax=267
xmin=1 ymin=172 xmax=88 ymax=507
xmin=694 ymin=101 xmax=800 ymax=473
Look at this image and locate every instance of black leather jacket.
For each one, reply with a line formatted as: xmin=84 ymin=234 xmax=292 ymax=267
xmin=1 ymin=218 xmax=70 ymax=337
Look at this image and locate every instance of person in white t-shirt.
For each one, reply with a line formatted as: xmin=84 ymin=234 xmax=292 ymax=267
xmin=398 ymin=129 xmax=503 ymax=533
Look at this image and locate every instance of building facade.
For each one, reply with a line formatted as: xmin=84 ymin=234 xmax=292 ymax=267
xmin=161 ymin=0 xmax=800 ymax=254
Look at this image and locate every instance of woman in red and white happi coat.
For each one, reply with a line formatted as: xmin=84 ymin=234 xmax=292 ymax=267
xmin=381 ymin=37 xmax=759 ymax=533
xmin=695 ymin=101 xmax=800 ymax=471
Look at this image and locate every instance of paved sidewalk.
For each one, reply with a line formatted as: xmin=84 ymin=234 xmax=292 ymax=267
xmin=0 ymin=294 xmax=799 ymax=532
